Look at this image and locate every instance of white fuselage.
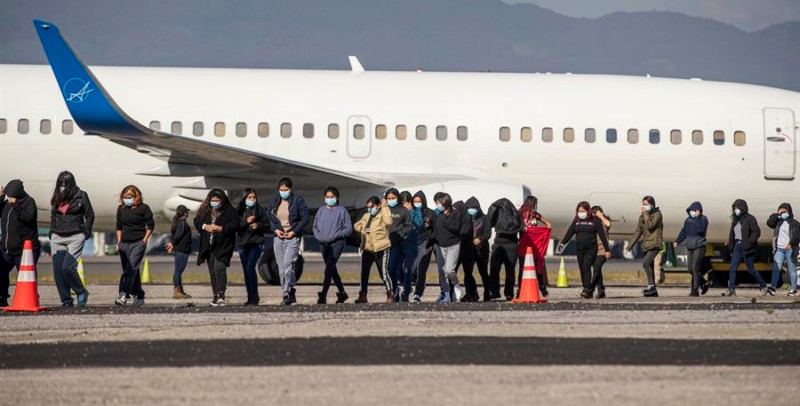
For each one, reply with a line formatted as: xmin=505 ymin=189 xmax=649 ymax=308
xmin=1 ymin=64 xmax=798 ymax=240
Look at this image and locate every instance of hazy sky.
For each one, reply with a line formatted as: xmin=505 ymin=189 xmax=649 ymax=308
xmin=505 ymin=0 xmax=800 ymax=31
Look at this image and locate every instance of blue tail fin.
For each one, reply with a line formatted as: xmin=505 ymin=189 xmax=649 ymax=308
xmin=33 ymin=20 xmax=144 ymax=136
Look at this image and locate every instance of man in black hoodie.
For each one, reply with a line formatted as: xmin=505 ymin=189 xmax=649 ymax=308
xmin=458 ymin=197 xmax=492 ymax=302
xmin=724 ymin=199 xmax=768 ymax=296
xmin=766 ymin=203 xmax=800 ymax=296
xmin=0 ymin=180 xmax=41 ymax=306
xmin=486 ymin=198 xmax=521 ymax=301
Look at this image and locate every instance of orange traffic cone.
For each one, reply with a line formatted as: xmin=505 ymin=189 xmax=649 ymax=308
xmin=4 ymin=240 xmax=46 ymax=312
xmin=512 ymin=247 xmax=548 ymax=304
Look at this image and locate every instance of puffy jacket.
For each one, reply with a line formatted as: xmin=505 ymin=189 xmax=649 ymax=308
xmin=354 ymin=206 xmax=392 ymax=253
xmin=675 ymin=201 xmax=708 ymax=247
xmin=766 ymin=203 xmax=800 ymax=253
xmin=0 ymin=180 xmax=40 ymax=256
xmin=728 ymin=199 xmax=760 ymax=256
xmin=629 ymin=208 xmax=664 ymax=252
xmin=50 ymin=189 xmax=94 ymax=238
xmin=267 ymin=193 xmax=310 ymax=236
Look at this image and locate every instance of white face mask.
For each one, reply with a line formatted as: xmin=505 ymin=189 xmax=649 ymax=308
xmin=577 ymin=212 xmax=588 ymax=220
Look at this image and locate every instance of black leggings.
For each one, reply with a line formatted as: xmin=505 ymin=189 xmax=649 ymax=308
xmin=576 ymin=245 xmax=598 ymax=292
xmin=687 ymin=248 xmax=707 ymax=290
xmin=490 ymin=241 xmax=518 ymax=298
xmin=360 ymin=249 xmax=389 ymax=293
xmin=460 ymin=243 xmax=490 ymax=296
xmin=642 ymin=249 xmax=659 ymax=286
xmin=592 ymin=255 xmax=606 ymax=292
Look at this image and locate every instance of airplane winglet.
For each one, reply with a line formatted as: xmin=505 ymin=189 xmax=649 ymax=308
xmin=349 ymin=56 xmax=365 ymax=74
xmin=33 ymin=20 xmax=146 ymax=136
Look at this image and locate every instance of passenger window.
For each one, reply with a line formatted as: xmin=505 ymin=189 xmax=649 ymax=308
xmin=353 ymin=124 xmax=365 ymax=140
xmin=149 ymin=121 xmax=161 ymax=131
xmin=627 ymin=129 xmax=639 ymax=144
xmin=734 ymin=131 xmax=746 ymax=146
xmin=649 ymin=129 xmax=660 ymax=144
xmin=542 ymin=127 xmax=553 ymax=143
xmin=40 ymin=119 xmax=51 ymax=134
xmin=606 ymin=128 xmax=617 ymax=143
xmin=396 ymin=125 xmax=407 ymax=140
xmin=236 ymin=122 xmax=247 ymax=137
xmin=281 ymin=123 xmax=292 ymax=138
xmin=62 ymin=120 xmax=74 ymax=135
xmin=327 ymin=123 xmax=338 ymax=139
xmin=214 ymin=122 xmax=225 ymax=137
xmin=563 ymin=128 xmax=575 ymax=143
xmin=499 ymin=127 xmax=510 ymax=142
xmin=692 ymin=130 xmax=703 ymax=145
xmin=585 ymin=128 xmax=596 ymax=143
xmin=436 ymin=125 xmax=447 ymax=141
xmin=303 ymin=123 xmax=314 ymax=139
xmin=18 ymin=119 xmax=29 ymax=134
xmin=670 ymin=130 xmax=682 ymax=145
xmin=258 ymin=122 xmax=270 ymax=138
xmin=375 ymin=125 xmax=387 ymax=140
xmin=416 ymin=125 xmax=427 ymax=140
xmin=520 ymin=127 xmax=532 ymax=143
xmin=713 ymin=130 xmax=725 ymax=145
xmin=457 ymin=126 xmax=468 ymax=141
xmin=193 ymin=122 xmax=204 ymax=136
xmin=0 ymin=118 xmax=6 ymax=134
xmin=171 ymin=121 xmax=182 ymax=135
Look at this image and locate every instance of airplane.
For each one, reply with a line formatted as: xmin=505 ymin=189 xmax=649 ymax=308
xmin=0 ymin=20 xmax=798 ymax=251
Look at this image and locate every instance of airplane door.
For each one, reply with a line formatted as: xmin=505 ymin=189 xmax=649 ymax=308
xmin=346 ymin=115 xmax=372 ymax=159
xmin=763 ymin=108 xmax=796 ymax=180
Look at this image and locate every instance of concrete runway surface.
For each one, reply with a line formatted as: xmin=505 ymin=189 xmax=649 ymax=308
xmin=1 ymin=281 xmax=799 ymax=405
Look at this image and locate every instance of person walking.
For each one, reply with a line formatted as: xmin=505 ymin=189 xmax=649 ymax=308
xmin=459 ymin=196 xmax=492 ymax=302
xmin=266 ymin=178 xmax=309 ymax=305
xmin=49 ymin=171 xmax=94 ymax=308
xmin=487 ymin=198 xmax=521 ymax=301
xmin=195 ymin=189 xmax=239 ymax=306
xmin=723 ymin=199 xmax=769 ymax=296
xmin=558 ymin=202 xmax=610 ymax=299
xmin=625 ymin=196 xmax=664 ymax=297
xmin=412 ymin=191 xmax=437 ymax=303
xmin=591 ymin=206 xmax=612 ymax=299
xmin=114 ymin=185 xmax=154 ymax=307
xmin=673 ymin=202 xmax=710 ymax=297
xmin=0 ymin=180 xmax=41 ymax=308
xmin=384 ymin=188 xmax=413 ymax=301
xmin=236 ymin=188 xmax=270 ymax=305
xmin=354 ymin=196 xmax=393 ymax=303
xmin=517 ymin=196 xmax=552 ymax=298
xmin=312 ymin=186 xmax=353 ymax=304
xmin=432 ymin=193 xmax=470 ymax=303
xmin=766 ymin=203 xmax=799 ymax=296
xmin=166 ymin=205 xmax=193 ymax=299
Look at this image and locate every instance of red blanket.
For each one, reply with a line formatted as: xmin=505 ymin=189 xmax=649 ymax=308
xmin=518 ymin=226 xmax=551 ymax=271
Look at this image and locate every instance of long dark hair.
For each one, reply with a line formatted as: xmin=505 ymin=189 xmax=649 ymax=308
xmin=237 ymin=188 xmax=258 ymax=213
xmin=385 ymin=188 xmax=400 ymax=200
xmin=196 ymin=188 xmax=231 ymax=219
xmin=574 ymin=201 xmax=593 ymax=222
xmin=51 ymin=171 xmax=79 ymax=206
xmin=399 ymin=191 xmax=413 ymax=205
xmin=171 ymin=205 xmax=189 ymax=234
xmin=520 ymin=195 xmax=539 ymax=222
xmin=591 ymin=205 xmax=611 ymax=221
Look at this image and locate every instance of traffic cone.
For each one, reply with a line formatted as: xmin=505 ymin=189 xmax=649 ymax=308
xmin=512 ymin=247 xmax=548 ymax=304
xmin=556 ymin=256 xmax=569 ymax=288
xmin=4 ymin=240 xmax=47 ymax=312
xmin=141 ymin=257 xmax=151 ymax=284
xmin=77 ymin=258 xmax=86 ymax=286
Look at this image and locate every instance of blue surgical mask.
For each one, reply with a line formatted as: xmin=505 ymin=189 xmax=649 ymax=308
xmin=325 ymin=198 xmax=337 ymax=207
xmin=780 ymin=213 xmax=790 ymax=220
xmin=643 ymin=205 xmax=652 ymax=213
xmin=734 ymin=209 xmax=742 ymax=217
xmin=369 ymin=207 xmax=378 ymax=216
xmin=577 ymin=211 xmax=587 ymax=220
xmin=210 ymin=201 xmax=221 ymax=209
xmin=413 ymin=202 xmax=423 ymax=209
xmin=467 ymin=208 xmax=478 ymax=217
xmin=279 ymin=190 xmax=291 ymax=199
xmin=123 ymin=198 xmax=134 ymax=207
xmin=689 ymin=211 xmax=697 ymax=219
xmin=435 ymin=204 xmax=444 ymax=213
xmin=245 ymin=199 xmax=256 ymax=208
xmin=387 ymin=199 xmax=398 ymax=208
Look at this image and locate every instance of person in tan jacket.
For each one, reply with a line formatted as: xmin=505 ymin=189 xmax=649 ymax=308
xmin=354 ymin=196 xmax=393 ymax=304
xmin=626 ymin=195 xmax=663 ymax=297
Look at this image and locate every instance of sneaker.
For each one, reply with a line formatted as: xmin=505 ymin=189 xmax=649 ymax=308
xmin=354 ymin=291 xmax=368 ymax=304
xmin=461 ymin=293 xmax=479 ymax=303
xmin=596 ymin=290 xmax=606 ymax=299
xmin=210 ymin=295 xmax=226 ymax=307
xmin=335 ymin=291 xmax=349 ymax=304
xmin=61 ymin=303 xmax=74 ymax=308
xmin=689 ymin=290 xmax=700 ymax=297
xmin=132 ymin=297 xmax=145 ymax=307
xmin=760 ymin=287 xmax=771 ymax=296
xmin=317 ymin=292 xmax=327 ymax=305
xmin=436 ymin=292 xmax=452 ymax=304
xmin=282 ymin=295 xmax=292 ymax=306
xmin=288 ymin=288 xmax=297 ymax=305
xmin=788 ymin=290 xmax=798 ymax=297
xmin=721 ymin=289 xmax=736 ymax=297
xmin=482 ymin=291 xmax=491 ymax=302
xmin=580 ymin=290 xmax=593 ymax=299
xmin=413 ymin=295 xmax=422 ymax=304
xmin=453 ymin=284 xmax=462 ymax=302
xmin=114 ymin=292 xmax=127 ymax=306
xmin=77 ymin=291 xmax=89 ymax=308
xmin=243 ymin=300 xmax=259 ymax=306
xmin=700 ymin=282 xmax=710 ymax=295
xmin=400 ymin=293 xmax=410 ymax=303
xmin=642 ymin=286 xmax=659 ymax=297
xmin=766 ymin=287 xmax=776 ymax=296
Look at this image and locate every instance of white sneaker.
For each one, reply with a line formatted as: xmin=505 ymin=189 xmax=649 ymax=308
xmin=114 ymin=292 xmax=127 ymax=306
xmin=436 ymin=292 xmax=452 ymax=304
xmin=453 ymin=284 xmax=462 ymax=302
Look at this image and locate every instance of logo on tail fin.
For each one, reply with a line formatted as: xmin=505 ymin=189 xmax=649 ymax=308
xmin=63 ymin=77 xmax=94 ymax=103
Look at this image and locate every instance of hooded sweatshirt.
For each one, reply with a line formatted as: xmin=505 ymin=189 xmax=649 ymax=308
xmin=728 ymin=199 xmax=760 ymax=256
xmin=464 ymin=196 xmax=492 ymax=248
xmin=675 ymin=201 xmax=709 ymax=247
xmin=387 ymin=203 xmax=413 ymax=246
xmin=433 ymin=206 xmax=471 ymax=247
xmin=486 ymin=198 xmax=521 ymax=243
xmin=413 ymin=191 xmax=436 ymax=243
xmin=0 ymin=180 xmax=40 ymax=256
xmin=766 ymin=203 xmax=800 ymax=252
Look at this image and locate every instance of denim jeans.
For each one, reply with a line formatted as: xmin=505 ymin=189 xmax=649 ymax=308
xmin=238 ymin=244 xmax=263 ymax=303
xmin=274 ymin=237 xmax=300 ymax=295
xmin=440 ymin=244 xmax=461 ymax=292
xmin=173 ymin=252 xmax=190 ymax=288
xmin=51 ymin=233 xmax=87 ymax=306
xmin=728 ymin=241 xmax=767 ymax=290
xmin=771 ymin=248 xmax=797 ymax=291
xmin=320 ymin=239 xmax=345 ymax=296
xmin=118 ymin=241 xmax=146 ymax=299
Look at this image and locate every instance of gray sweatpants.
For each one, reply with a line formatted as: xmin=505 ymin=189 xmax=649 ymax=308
xmin=50 ymin=233 xmax=87 ymax=305
xmin=440 ymin=244 xmax=461 ymax=293
xmin=274 ymin=236 xmax=300 ymax=295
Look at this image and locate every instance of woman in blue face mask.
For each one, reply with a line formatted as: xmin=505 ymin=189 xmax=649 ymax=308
xmin=353 ymin=196 xmax=393 ymax=304
xmin=312 ymin=186 xmax=353 ymax=304
xmin=235 ymin=188 xmax=269 ymax=305
xmin=266 ymin=177 xmax=310 ymax=305
xmin=114 ymin=185 xmax=154 ymax=307
xmin=723 ymin=199 xmax=768 ymax=296
xmin=625 ymin=196 xmax=663 ymax=297
xmin=166 ymin=205 xmax=192 ymax=300
xmin=384 ymin=188 xmax=412 ymax=302
xmin=673 ymin=202 xmax=709 ymax=297
xmin=194 ymin=188 xmax=239 ymax=306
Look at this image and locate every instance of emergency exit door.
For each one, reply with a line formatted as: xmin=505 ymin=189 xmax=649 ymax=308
xmin=763 ymin=108 xmax=796 ymax=180
xmin=346 ymin=115 xmax=372 ymax=159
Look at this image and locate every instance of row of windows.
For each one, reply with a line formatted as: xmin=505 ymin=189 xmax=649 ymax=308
xmin=0 ymin=118 xmax=746 ymax=146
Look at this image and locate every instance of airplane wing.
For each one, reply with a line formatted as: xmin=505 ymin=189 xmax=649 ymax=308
xmin=32 ymin=20 xmax=388 ymax=190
